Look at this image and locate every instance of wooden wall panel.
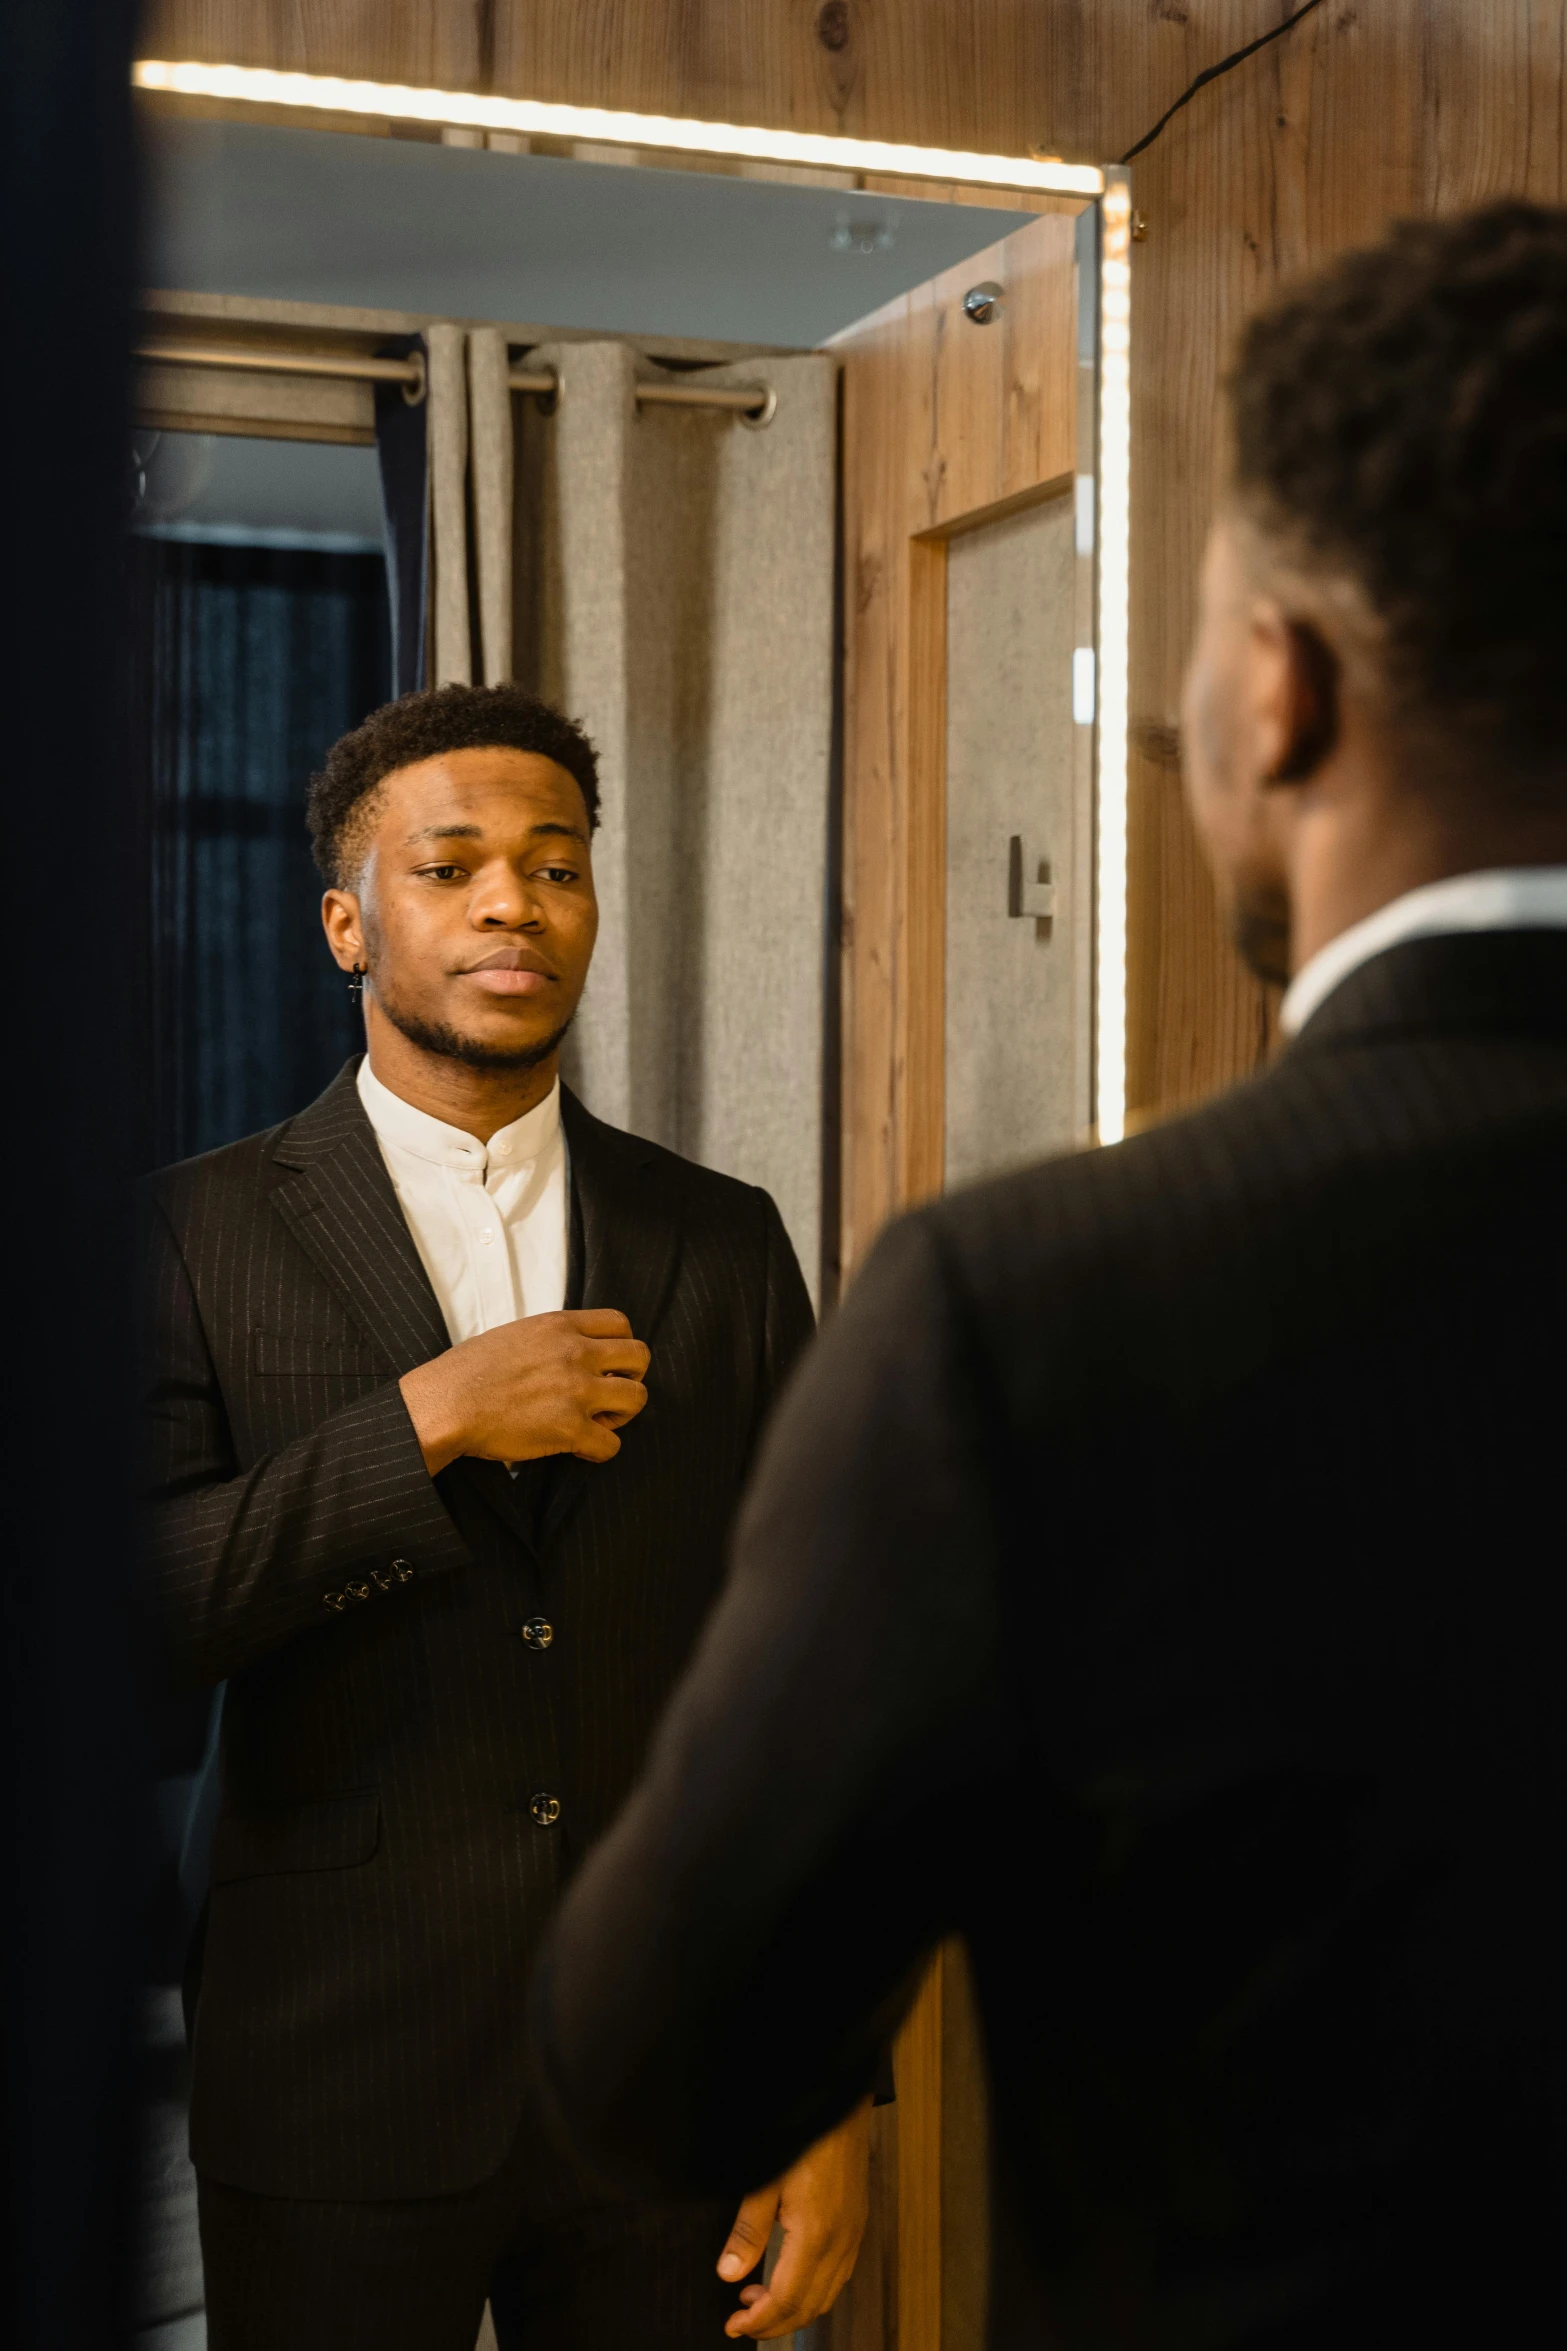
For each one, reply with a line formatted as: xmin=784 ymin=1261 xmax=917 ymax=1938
xmin=1118 ymin=1 xmax=1567 ymax=1114
xmin=141 ymin=2 xmax=1145 ymax=150
xmin=141 ymin=1 xmax=492 ymax=89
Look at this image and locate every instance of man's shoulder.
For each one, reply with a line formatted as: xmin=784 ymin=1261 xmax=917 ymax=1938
xmin=146 ymin=1118 xmax=290 ymax=1217
xmin=146 ymin=1066 xmax=362 ymax=1228
xmin=926 ymin=1064 xmax=1283 ymax=1267
xmin=921 ymin=1017 xmax=1567 ymax=1316
xmin=563 ymin=1092 xmax=775 ymax=1227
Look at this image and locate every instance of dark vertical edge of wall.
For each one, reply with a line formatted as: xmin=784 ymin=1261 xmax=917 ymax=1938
xmin=1 ymin=3 xmax=145 ymax=2343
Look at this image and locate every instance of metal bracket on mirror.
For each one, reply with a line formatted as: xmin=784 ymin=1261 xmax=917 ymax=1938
xmin=1007 ymin=835 xmax=1057 ymax=928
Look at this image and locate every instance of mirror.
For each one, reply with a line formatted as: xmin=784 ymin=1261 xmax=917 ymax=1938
xmin=132 ymin=81 xmax=1114 ymax=2351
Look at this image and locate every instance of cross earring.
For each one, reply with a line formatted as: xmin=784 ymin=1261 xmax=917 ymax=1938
xmin=347 ymin=963 xmax=367 ymax=1004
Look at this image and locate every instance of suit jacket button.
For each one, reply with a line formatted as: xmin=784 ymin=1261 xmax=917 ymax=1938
xmin=345 ymin=1578 xmax=371 ymax=1602
xmin=529 ymin=1792 xmax=562 ymax=1828
xmin=521 ymin=1616 xmax=554 ymax=1650
xmin=323 ymin=1591 xmax=347 ymax=1613
xmin=391 ymin=1557 xmax=415 ymax=1583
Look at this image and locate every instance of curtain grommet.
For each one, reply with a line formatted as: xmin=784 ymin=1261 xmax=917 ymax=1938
xmin=739 ymin=384 xmax=778 ymax=431
xmin=402 ymin=348 xmax=428 ymax=406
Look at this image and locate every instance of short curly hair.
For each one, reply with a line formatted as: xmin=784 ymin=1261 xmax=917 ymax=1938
xmin=307 ymin=682 xmax=601 ymax=886
xmin=1229 ymin=201 xmax=1567 ymax=780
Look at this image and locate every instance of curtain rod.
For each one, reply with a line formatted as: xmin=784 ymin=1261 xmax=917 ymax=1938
xmin=133 ymin=339 xmax=776 ymax=420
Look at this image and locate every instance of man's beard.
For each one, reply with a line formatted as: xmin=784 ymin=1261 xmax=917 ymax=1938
xmin=1230 ymin=880 xmax=1292 ymax=989
xmin=376 ymin=983 xmax=574 ymax=1074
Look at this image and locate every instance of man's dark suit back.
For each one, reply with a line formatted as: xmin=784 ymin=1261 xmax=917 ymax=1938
xmin=532 ymin=931 xmax=1567 ymax=2348
xmin=146 ymin=1064 xmax=812 ymax=2199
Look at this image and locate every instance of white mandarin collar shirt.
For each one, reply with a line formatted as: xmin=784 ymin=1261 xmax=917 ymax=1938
xmin=1279 ymin=866 xmax=1567 ymax=1037
xmin=357 ymin=1058 xmax=569 ymax=1347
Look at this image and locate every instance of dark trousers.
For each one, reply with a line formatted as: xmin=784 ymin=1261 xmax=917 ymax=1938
xmin=198 ymin=2115 xmax=738 ymax=2351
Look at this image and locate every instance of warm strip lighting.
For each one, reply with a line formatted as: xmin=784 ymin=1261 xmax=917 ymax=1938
xmin=133 ymin=61 xmax=1106 ymax=198
xmin=1095 ymin=171 xmax=1132 ymax=1147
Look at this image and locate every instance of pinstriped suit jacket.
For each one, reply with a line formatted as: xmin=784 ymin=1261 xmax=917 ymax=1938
xmin=145 ymin=1060 xmax=813 ymax=2198
xmin=533 ymin=931 xmax=1567 ymax=2346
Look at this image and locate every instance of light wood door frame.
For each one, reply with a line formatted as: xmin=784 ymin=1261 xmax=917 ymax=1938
xmin=831 ymin=203 xmax=1094 ymax=2351
xmin=835 ymin=207 xmax=1086 ymax=1259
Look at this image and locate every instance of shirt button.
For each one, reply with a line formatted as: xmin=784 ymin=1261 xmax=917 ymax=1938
xmin=529 ymin=1792 xmax=562 ymax=1828
xmin=479 ymin=1229 xmax=494 ymax=1245
xmin=521 ymin=1616 xmax=554 ymax=1650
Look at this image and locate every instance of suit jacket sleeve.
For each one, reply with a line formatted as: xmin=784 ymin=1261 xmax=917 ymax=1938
xmin=528 ymin=1207 xmax=1025 ymax=2197
xmin=146 ymin=1194 xmax=471 ymax=1684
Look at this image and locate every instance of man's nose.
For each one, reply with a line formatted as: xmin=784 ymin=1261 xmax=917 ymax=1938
xmin=473 ymin=873 xmax=542 ymax=926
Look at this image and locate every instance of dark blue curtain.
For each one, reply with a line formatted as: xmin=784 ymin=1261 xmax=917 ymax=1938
xmin=129 ymin=537 xmax=393 ymax=2333
xmin=136 ymin=539 xmax=391 ymax=1165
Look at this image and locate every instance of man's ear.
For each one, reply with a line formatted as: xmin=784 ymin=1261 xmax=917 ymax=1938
xmin=1268 ymin=619 xmax=1341 ymax=785
xmin=321 ymin=886 xmax=366 ymax=972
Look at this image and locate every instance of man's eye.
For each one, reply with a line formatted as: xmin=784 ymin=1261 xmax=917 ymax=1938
xmin=537 ymin=865 xmax=578 ymax=885
xmin=418 ymin=864 xmax=466 ymax=882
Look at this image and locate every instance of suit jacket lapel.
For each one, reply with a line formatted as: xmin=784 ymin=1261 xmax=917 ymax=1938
xmin=269 ymin=1064 xmax=450 ymax=1371
xmin=544 ymin=1089 xmax=686 ymax=1546
xmin=268 ymin=1060 xmax=537 ymax=1552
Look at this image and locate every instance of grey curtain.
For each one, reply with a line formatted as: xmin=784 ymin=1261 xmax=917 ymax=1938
xmin=513 ymin=344 xmax=837 ymax=1300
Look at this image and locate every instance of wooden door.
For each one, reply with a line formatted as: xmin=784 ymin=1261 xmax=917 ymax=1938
xmin=826 ymin=205 xmax=1092 ymax=2351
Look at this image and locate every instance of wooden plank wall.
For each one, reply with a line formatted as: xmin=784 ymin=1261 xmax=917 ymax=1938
xmin=143 ymin=0 xmax=1567 ymax=1125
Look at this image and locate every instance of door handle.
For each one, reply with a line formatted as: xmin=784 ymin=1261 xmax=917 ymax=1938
xmin=1007 ymin=835 xmax=1057 ymax=922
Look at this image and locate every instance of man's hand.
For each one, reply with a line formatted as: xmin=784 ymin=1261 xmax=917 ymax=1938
xmin=716 ymin=2098 xmax=872 ymax=2340
xmin=399 ymin=1309 xmax=650 ymax=1475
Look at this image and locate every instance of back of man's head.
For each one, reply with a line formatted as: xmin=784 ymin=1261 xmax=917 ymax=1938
xmin=1229 ymin=201 xmax=1567 ymax=797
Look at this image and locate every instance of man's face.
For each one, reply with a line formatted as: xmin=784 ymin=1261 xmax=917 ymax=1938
xmin=1181 ymin=519 xmax=1295 ymax=986
xmin=325 ymin=747 xmax=599 ymax=1068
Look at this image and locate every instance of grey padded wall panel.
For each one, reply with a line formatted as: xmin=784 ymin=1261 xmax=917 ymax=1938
xmin=944 ymin=490 xmax=1085 ymax=1193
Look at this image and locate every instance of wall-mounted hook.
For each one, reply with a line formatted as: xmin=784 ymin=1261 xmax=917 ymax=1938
xmin=1008 ymin=836 xmax=1057 ymax=927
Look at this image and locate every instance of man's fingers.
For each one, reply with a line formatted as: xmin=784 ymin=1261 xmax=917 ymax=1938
xmin=566 ymin=1308 xmax=633 ymax=1338
xmin=580 ymin=1336 xmax=651 ymax=1378
xmin=717 ymin=2187 xmax=778 ymax=2283
xmin=571 ymin=1421 xmax=621 ymax=1462
xmin=725 ymin=2216 xmax=839 ymax=2340
xmin=585 ymin=1376 xmax=648 ymax=1423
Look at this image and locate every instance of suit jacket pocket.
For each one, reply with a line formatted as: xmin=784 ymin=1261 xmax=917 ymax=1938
xmin=251 ymin=1331 xmax=397 ymax=1378
xmin=211 ymin=1791 xmax=381 ymax=1886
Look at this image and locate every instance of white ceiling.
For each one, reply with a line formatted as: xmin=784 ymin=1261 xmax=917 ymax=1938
xmin=141 ymin=116 xmax=1036 ymax=547
xmin=145 ymin=117 xmax=1034 ymax=346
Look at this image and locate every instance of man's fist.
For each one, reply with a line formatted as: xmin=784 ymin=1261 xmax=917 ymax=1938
xmin=399 ymin=1309 xmax=650 ymax=1476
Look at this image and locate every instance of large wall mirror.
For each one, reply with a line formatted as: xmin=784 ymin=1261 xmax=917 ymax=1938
xmin=131 ymin=60 xmax=1126 ymax=2351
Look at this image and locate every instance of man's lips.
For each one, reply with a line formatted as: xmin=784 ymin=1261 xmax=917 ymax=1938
xmin=458 ymin=949 xmax=557 ymax=998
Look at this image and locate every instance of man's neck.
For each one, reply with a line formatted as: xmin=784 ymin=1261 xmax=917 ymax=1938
xmin=362 ymin=1006 xmax=558 ymax=1142
xmin=1283 ymin=757 xmax=1567 ymax=975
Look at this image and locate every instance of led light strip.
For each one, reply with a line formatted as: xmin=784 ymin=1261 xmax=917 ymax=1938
xmin=1095 ymin=172 xmax=1132 ymax=1147
xmin=133 ymin=60 xmax=1105 ymax=198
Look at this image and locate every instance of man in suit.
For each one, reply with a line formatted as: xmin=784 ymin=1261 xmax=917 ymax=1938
xmin=530 ymin=202 xmax=1567 ymax=2347
xmin=146 ymin=682 xmax=871 ymax=2350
